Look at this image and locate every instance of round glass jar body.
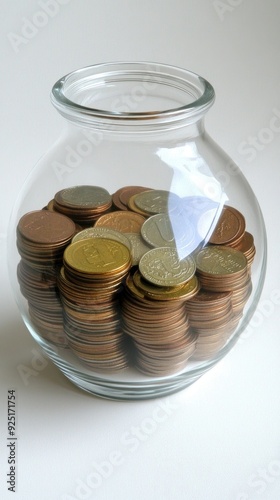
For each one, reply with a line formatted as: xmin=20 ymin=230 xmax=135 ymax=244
xmin=8 ymin=62 xmax=267 ymax=400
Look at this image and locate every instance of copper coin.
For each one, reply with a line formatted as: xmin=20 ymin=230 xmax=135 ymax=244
xmin=94 ymin=210 xmax=146 ymax=233
xmin=234 ymin=231 xmax=256 ymax=266
xmin=119 ymin=186 xmax=152 ymax=207
xmin=186 ymin=288 xmax=232 ymax=307
xmin=112 ymin=188 xmax=128 ymax=211
xmin=17 ymin=210 xmax=76 ymax=245
xmin=209 ymin=205 xmax=246 ymax=246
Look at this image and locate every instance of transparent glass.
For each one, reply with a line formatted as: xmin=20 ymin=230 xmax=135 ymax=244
xmin=8 ymin=62 xmax=267 ymax=400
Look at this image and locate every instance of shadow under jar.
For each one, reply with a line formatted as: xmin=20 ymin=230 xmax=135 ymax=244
xmin=8 ymin=62 xmax=267 ymax=400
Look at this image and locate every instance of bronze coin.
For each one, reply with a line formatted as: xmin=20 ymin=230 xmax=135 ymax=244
xmin=186 ymin=288 xmax=232 ymax=307
xmin=112 ymin=188 xmax=128 ymax=211
xmin=209 ymin=205 xmax=246 ymax=246
xmin=94 ymin=210 xmax=146 ymax=233
xmin=234 ymin=231 xmax=256 ymax=266
xmin=17 ymin=210 xmax=76 ymax=245
xmin=119 ymin=186 xmax=152 ymax=207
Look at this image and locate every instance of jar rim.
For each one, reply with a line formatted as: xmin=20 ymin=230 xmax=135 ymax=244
xmin=51 ymin=62 xmax=215 ymax=126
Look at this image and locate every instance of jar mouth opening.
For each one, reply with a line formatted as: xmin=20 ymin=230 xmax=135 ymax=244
xmin=51 ymin=62 xmax=215 ymax=125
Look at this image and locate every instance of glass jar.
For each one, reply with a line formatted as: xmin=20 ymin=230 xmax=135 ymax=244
xmin=8 ymin=62 xmax=267 ymax=400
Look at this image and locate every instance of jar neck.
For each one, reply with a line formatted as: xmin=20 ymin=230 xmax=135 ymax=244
xmin=51 ymin=62 xmax=215 ymax=134
xmin=63 ymin=117 xmax=206 ymax=143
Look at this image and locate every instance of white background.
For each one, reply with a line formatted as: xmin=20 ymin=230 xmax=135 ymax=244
xmin=1 ymin=1 xmax=280 ymax=499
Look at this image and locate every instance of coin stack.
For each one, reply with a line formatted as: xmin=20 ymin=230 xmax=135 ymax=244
xmin=206 ymin=204 xmax=255 ymax=314
xmin=121 ymin=249 xmax=199 ymax=375
xmin=52 ymin=185 xmax=113 ymax=225
xmin=57 ymin=237 xmax=132 ymax=371
xmin=208 ymin=205 xmax=256 ymax=268
xmin=188 ymin=244 xmax=250 ymax=360
xmin=232 ymin=232 xmax=256 ymax=271
xmin=195 ymin=246 xmax=249 ymax=291
xmin=185 ymin=289 xmax=236 ymax=360
xmin=208 ymin=205 xmax=246 ymax=246
xmin=16 ymin=185 xmax=257 ymax=375
xmin=93 ymin=206 xmax=152 ymax=266
xmin=122 ymin=197 xmax=255 ymax=366
xmin=112 ymin=185 xmax=151 ymax=211
xmin=16 ymin=210 xmax=76 ymax=346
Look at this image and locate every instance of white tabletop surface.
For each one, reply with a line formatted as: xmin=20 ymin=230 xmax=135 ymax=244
xmin=1 ymin=1 xmax=280 ymax=499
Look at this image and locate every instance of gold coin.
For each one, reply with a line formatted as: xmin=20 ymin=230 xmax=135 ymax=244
xmin=63 ymin=238 xmax=131 ymax=275
xmin=139 ymin=247 xmax=196 ymax=287
xmin=72 ymin=226 xmax=131 ymax=250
